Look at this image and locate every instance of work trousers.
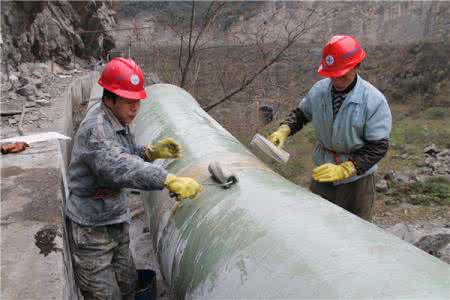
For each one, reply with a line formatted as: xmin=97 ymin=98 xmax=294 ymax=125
xmin=310 ymin=174 xmax=375 ymax=221
xmin=70 ymin=221 xmax=137 ymax=300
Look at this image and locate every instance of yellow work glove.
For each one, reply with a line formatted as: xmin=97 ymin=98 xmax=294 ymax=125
xmin=268 ymin=125 xmax=291 ymax=148
xmin=312 ymin=161 xmax=356 ymax=183
xmin=145 ymin=138 xmax=182 ymax=160
xmin=164 ymin=174 xmax=203 ymax=201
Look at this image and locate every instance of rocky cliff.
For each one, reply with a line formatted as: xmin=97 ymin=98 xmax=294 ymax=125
xmin=1 ymin=0 xmax=116 ymax=71
xmin=115 ymin=1 xmax=449 ymax=47
xmin=233 ymin=1 xmax=450 ymax=45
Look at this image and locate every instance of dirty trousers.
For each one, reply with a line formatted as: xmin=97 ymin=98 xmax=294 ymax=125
xmin=310 ymin=174 xmax=375 ymax=221
xmin=70 ymin=221 xmax=137 ymax=300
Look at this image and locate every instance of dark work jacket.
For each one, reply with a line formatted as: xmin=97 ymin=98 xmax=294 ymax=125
xmin=66 ymin=103 xmax=168 ymax=226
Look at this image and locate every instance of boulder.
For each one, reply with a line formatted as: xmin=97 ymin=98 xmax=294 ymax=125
xmin=385 ymin=223 xmax=450 ymax=264
xmin=1 ymin=81 xmax=13 ymax=93
xmin=414 ymin=234 xmax=450 ymax=258
xmin=424 ymin=144 xmax=440 ymax=156
xmin=437 ymin=149 xmax=449 ymax=158
xmin=8 ymin=118 xmax=18 ymax=125
xmin=18 ymin=76 xmax=31 ymax=86
xmin=384 ymin=170 xmax=409 ymax=184
xmin=8 ymin=92 xmax=19 ymax=101
xmin=17 ymin=63 xmax=31 ymax=75
xmin=376 ymin=179 xmax=389 ymax=193
xmin=16 ymin=83 xmax=36 ymax=97
xmin=385 ymin=223 xmax=417 ymax=244
xmin=35 ymin=99 xmax=51 ymax=106
xmin=32 ymin=70 xmax=43 ymax=78
xmin=9 ymin=74 xmax=19 ymax=81
xmin=32 ymin=78 xmax=43 ymax=89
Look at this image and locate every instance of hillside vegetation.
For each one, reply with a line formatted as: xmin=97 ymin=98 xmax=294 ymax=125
xmin=114 ymin=2 xmax=450 ymax=227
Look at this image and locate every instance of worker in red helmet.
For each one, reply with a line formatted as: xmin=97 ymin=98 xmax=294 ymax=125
xmin=269 ymin=35 xmax=392 ymax=221
xmin=66 ymin=57 xmax=202 ymax=299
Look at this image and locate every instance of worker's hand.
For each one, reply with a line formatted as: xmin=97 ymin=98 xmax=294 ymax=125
xmin=268 ymin=125 xmax=291 ymax=149
xmin=312 ymin=161 xmax=356 ymax=182
xmin=164 ymin=174 xmax=203 ymax=201
xmin=1 ymin=142 xmax=29 ymax=155
xmin=145 ymin=138 xmax=182 ymax=160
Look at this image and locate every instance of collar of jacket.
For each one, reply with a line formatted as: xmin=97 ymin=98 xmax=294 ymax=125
xmin=332 ymin=74 xmax=358 ymax=95
xmin=101 ymin=103 xmax=127 ymax=133
xmin=329 ymin=74 xmax=364 ymax=105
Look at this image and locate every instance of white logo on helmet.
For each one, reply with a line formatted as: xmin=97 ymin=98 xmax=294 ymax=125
xmin=130 ymin=74 xmax=140 ymax=86
xmin=325 ymin=55 xmax=334 ymax=66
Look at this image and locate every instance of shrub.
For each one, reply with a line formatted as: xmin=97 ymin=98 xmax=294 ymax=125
xmin=423 ymin=107 xmax=450 ymax=120
xmin=408 ymin=177 xmax=450 ymax=206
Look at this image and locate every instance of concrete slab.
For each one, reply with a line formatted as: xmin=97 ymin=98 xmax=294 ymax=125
xmin=0 ymin=72 xmax=96 ymax=300
xmin=1 ymin=140 xmax=65 ymax=300
xmin=1 ymin=73 xmax=173 ymax=299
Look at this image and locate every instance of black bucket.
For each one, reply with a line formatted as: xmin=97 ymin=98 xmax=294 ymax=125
xmin=135 ymin=269 xmax=157 ymax=300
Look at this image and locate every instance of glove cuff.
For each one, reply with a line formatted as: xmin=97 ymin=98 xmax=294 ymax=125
xmin=341 ymin=161 xmax=357 ymax=177
xmin=144 ymin=144 xmax=156 ymax=160
xmin=278 ymin=125 xmax=291 ymax=136
xmin=164 ymin=174 xmax=177 ymax=186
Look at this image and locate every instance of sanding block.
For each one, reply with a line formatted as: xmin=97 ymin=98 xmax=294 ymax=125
xmin=250 ymin=133 xmax=290 ymax=164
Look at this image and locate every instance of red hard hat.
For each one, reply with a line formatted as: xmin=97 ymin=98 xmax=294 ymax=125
xmin=318 ymin=35 xmax=366 ymax=78
xmin=98 ymin=57 xmax=147 ymax=101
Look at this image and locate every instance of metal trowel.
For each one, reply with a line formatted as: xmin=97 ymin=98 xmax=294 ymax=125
xmin=250 ymin=133 xmax=290 ymax=163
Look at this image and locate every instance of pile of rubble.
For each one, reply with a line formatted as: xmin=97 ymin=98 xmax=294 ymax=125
xmin=417 ymin=144 xmax=450 ymax=176
xmin=376 ymin=144 xmax=450 ymax=197
xmin=384 ymin=223 xmax=450 ymax=264
xmin=2 ymin=63 xmax=52 ymax=106
xmin=375 ymin=144 xmax=450 ymax=264
xmin=0 ymin=62 xmax=84 ymax=133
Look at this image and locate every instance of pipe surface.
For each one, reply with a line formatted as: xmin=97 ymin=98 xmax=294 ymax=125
xmin=131 ymin=84 xmax=449 ymax=299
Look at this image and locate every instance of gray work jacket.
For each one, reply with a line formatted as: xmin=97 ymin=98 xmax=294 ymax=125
xmin=299 ymin=75 xmax=392 ymax=185
xmin=66 ymin=103 xmax=168 ymax=226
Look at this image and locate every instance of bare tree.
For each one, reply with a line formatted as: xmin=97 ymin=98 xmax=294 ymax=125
xmin=163 ymin=1 xmax=226 ymax=89
xmin=204 ymin=5 xmax=332 ymax=111
xmin=154 ymin=2 xmax=335 ymax=111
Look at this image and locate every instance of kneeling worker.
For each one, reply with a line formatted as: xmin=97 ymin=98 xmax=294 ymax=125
xmin=66 ymin=57 xmax=202 ymax=299
xmin=269 ymin=35 xmax=392 ymax=221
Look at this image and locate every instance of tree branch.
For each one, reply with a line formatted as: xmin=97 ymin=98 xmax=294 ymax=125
xmin=204 ymin=6 xmax=322 ymax=112
xmin=188 ymin=1 xmax=195 ymax=57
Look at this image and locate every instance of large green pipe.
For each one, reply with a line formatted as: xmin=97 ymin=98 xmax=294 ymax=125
xmin=129 ymin=84 xmax=449 ymax=299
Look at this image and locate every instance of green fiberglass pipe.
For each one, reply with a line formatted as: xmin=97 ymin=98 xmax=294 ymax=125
xmin=131 ymin=84 xmax=449 ymax=299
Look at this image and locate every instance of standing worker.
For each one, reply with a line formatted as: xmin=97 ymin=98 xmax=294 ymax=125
xmin=269 ymin=35 xmax=392 ymax=221
xmin=66 ymin=57 xmax=202 ymax=299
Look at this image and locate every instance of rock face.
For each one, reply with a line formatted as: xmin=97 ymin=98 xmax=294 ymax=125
xmin=115 ymin=1 xmax=449 ymax=48
xmin=1 ymin=1 xmax=116 ymax=70
xmin=386 ymin=223 xmax=450 ymax=264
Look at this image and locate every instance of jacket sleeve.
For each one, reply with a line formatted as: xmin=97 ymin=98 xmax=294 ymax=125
xmin=281 ymin=97 xmax=311 ymax=135
xmin=82 ymin=128 xmax=168 ymax=190
xmin=350 ymin=95 xmax=392 ymax=174
xmin=364 ymin=97 xmax=392 ymax=141
xmin=134 ymin=144 xmax=150 ymax=161
xmin=350 ymin=139 xmax=389 ymax=175
xmin=281 ymin=107 xmax=310 ymax=135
